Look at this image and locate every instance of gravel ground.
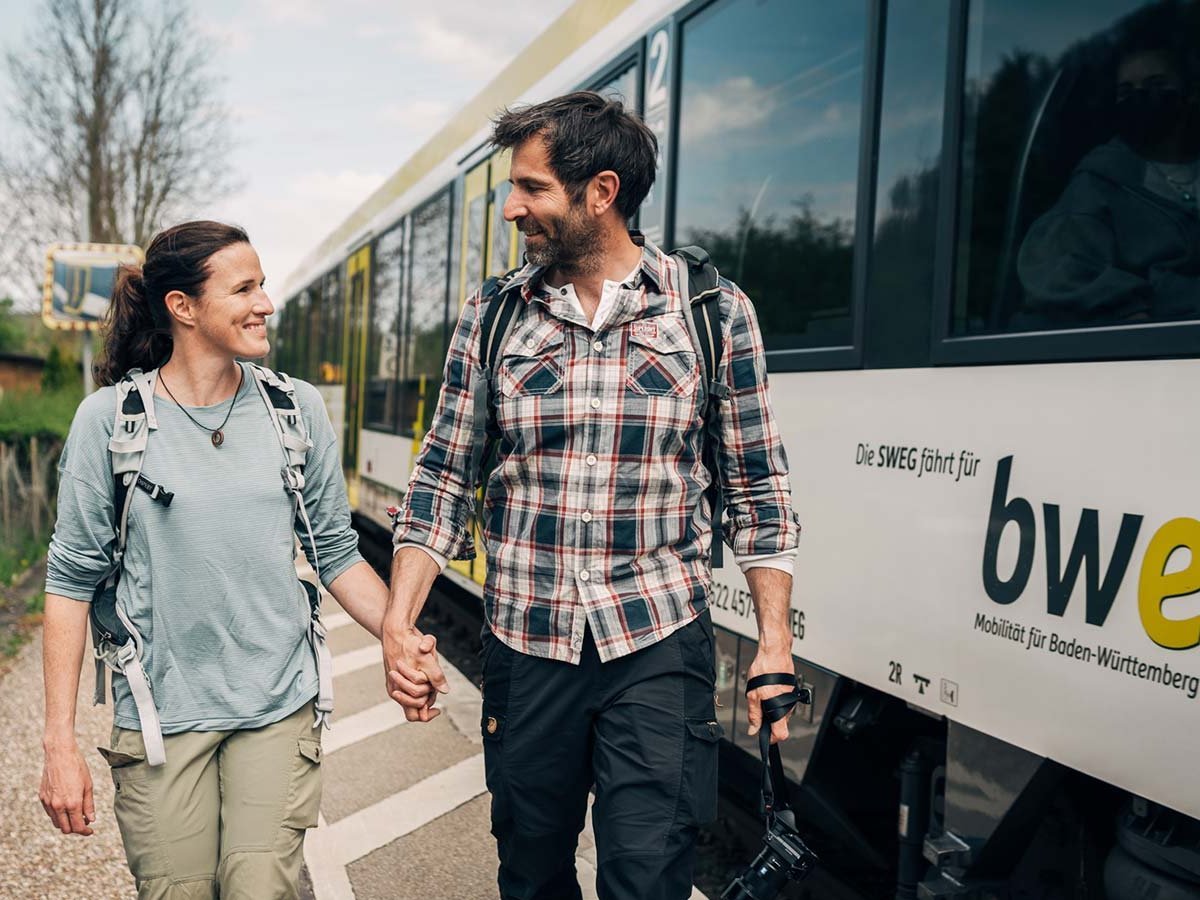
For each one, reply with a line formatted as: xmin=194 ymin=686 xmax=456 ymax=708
xmin=0 ymin=622 xmax=135 ymax=899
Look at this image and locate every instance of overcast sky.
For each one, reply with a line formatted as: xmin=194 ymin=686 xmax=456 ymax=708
xmin=0 ymin=0 xmax=576 ymax=308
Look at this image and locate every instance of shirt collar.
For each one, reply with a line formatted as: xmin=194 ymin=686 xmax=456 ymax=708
xmin=506 ymin=230 xmax=668 ymax=303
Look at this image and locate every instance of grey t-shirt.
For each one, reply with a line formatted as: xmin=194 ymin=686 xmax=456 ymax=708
xmin=46 ymin=364 xmax=363 ymax=733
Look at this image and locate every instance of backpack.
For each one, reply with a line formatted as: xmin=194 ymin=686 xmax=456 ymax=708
xmin=467 ymin=245 xmax=731 ymax=568
xmin=89 ymin=363 xmax=333 ymax=766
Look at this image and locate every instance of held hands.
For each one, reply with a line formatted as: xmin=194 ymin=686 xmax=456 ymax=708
xmin=383 ymin=623 xmax=450 ymax=722
xmin=40 ymin=741 xmax=95 ymax=835
xmin=746 ymin=644 xmax=797 ymax=745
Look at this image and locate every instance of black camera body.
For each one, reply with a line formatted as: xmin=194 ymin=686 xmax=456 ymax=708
xmin=721 ymin=811 xmax=818 ymax=900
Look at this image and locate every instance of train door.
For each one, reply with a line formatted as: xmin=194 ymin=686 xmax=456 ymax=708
xmin=487 ymin=149 xmax=520 ymax=276
xmin=342 ymin=245 xmax=370 ymax=495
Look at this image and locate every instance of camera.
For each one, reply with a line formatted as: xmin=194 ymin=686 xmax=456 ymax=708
xmin=721 ymin=810 xmax=818 ymax=900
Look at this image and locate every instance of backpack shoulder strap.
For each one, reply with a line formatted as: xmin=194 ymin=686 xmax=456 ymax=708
xmin=671 ymin=246 xmax=730 ymax=568
xmin=247 ymin=362 xmax=311 ymax=473
xmin=106 ymin=368 xmax=167 ymax=561
xmin=248 ymin=363 xmax=334 ymax=728
xmin=469 ymin=272 xmax=523 ymax=491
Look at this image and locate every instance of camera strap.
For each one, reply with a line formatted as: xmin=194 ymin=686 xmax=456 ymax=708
xmin=746 ymin=673 xmax=811 ymax=823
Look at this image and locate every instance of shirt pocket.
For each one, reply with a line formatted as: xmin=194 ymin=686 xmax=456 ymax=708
xmin=624 ymin=317 xmax=701 ymax=399
xmin=497 ymin=320 xmax=566 ymax=399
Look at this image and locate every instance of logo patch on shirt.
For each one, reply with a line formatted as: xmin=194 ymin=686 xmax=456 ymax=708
xmin=630 ymin=321 xmax=659 ymax=340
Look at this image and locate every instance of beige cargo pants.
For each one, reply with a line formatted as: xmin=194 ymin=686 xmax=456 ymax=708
xmin=98 ymin=701 xmax=323 ymax=900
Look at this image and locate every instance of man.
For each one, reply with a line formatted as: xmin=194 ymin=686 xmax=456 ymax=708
xmin=383 ymin=91 xmax=801 ymax=900
xmin=1017 ymin=33 xmax=1200 ymax=325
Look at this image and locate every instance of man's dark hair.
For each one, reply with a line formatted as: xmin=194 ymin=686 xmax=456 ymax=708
xmin=491 ymin=91 xmax=659 ymax=219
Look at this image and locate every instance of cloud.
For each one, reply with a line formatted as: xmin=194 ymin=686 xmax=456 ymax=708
xmin=409 ymin=16 xmax=495 ymax=76
xmin=258 ymin=0 xmax=326 ymax=27
xmin=195 ymin=17 xmax=253 ymax=53
xmin=192 ymin=168 xmax=386 ymax=298
xmin=377 ymin=98 xmax=454 ymax=135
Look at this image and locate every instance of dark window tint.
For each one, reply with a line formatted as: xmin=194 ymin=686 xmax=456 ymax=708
xmin=402 ymin=191 xmax=451 ymax=436
xmin=320 ymin=268 xmax=343 ymax=384
xmin=674 ymin=0 xmax=867 ymax=351
xmin=273 ymin=295 xmax=299 ymax=376
xmin=302 ymin=281 xmax=322 ymax=383
xmin=366 ymin=223 xmax=405 ymax=432
xmin=865 ymin=0 xmax=949 ymax=367
xmin=952 ymin=0 xmax=1200 ymax=335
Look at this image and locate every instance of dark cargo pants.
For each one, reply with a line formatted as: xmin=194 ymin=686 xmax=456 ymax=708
xmin=479 ymin=611 xmax=722 ymax=900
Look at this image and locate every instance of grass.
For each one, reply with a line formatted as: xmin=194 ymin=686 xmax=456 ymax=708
xmin=0 ymin=529 xmax=46 ymax=587
xmin=0 ymin=386 xmax=82 ymax=442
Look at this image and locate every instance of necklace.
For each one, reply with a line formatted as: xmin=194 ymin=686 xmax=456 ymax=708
xmin=160 ymin=366 xmax=244 ymax=448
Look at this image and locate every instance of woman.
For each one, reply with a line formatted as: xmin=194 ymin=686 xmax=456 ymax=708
xmin=39 ymin=221 xmax=391 ymax=899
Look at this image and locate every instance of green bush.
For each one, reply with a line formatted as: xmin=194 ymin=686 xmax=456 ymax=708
xmin=0 ymin=528 xmax=45 ymax=587
xmin=41 ymin=344 xmax=79 ymax=392
xmin=0 ymin=387 xmax=82 ymax=442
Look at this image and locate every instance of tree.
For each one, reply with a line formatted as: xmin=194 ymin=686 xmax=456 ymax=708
xmin=0 ymin=298 xmax=24 ymax=354
xmin=41 ymin=343 xmax=78 ymax=391
xmin=0 ymin=0 xmax=234 ymax=304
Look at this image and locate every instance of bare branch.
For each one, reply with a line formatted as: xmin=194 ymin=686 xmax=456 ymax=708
xmin=0 ymin=0 xmax=234 ymax=293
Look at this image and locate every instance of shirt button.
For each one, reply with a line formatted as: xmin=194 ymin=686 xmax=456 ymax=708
xmin=592 ymin=340 xmax=603 ymax=352
xmin=578 ymin=569 xmax=591 ymax=582
xmin=561 ymin=287 xmax=568 ymax=296
xmin=581 ymin=511 xmax=592 ymax=523
xmin=585 ymin=454 xmax=597 ymax=466
xmin=590 ymin=397 xmax=601 ymax=410
xmin=525 ymin=338 xmax=536 ymax=350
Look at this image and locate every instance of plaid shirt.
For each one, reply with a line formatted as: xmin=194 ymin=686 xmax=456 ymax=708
xmin=393 ymin=236 xmax=800 ymax=664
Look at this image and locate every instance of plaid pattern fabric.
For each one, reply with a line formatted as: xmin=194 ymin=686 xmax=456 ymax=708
xmin=393 ymin=236 xmax=800 ymax=663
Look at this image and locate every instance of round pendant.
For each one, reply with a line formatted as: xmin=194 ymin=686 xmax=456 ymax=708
xmin=211 ymin=429 xmax=224 ymax=448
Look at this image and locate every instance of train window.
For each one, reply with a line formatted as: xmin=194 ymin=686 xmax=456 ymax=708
xmin=864 ymin=0 xmax=949 ymax=367
xmin=301 ymin=280 xmax=322 ymax=384
xmin=674 ymin=0 xmax=868 ymax=352
xmin=401 ymin=191 xmax=452 ymax=437
xmin=465 ymin=195 xmax=487 ymax=290
xmin=951 ymin=0 xmax=1200 ymax=335
xmin=596 ymin=64 xmax=638 ymax=107
xmin=366 ymin=222 xmax=405 ymax=433
xmin=272 ymin=296 xmax=297 ymax=375
xmin=320 ymin=267 xmax=343 ymax=384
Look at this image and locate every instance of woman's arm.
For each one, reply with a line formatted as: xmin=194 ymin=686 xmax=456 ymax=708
xmin=324 ymin=560 xmax=388 ymax=639
xmin=40 ymin=593 xmax=95 ymax=836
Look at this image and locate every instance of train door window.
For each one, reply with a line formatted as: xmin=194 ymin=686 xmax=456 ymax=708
xmin=674 ymin=0 xmax=868 ymax=355
xmin=402 ymin=190 xmax=452 ymax=438
xmin=343 ymin=247 xmax=369 ymax=471
xmin=461 ymin=161 xmax=489 ymax=306
xmin=320 ymin=267 xmax=343 ymax=384
xmin=367 ymin=222 xmax=405 ymax=433
xmin=489 ymin=150 xmax=518 ymax=277
xmin=946 ymin=0 xmax=1199 ymax=344
xmin=864 ymin=0 xmax=950 ymax=368
xmin=596 ymin=63 xmax=638 ymax=107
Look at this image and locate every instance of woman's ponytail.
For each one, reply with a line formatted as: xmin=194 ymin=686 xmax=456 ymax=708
xmin=93 ymin=221 xmax=250 ymax=386
xmin=94 ymin=264 xmax=172 ymax=386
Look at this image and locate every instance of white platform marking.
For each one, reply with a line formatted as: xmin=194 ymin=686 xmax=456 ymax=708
xmin=323 ymin=702 xmax=408 ymax=756
xmin=321 ymin=612 xmax=355 ymax=633
xmin=330 ymin=644 xmax=381 ymax=677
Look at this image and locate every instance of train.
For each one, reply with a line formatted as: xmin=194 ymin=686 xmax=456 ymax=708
xmin=272 ymin=0 xmax=1200 ymax=896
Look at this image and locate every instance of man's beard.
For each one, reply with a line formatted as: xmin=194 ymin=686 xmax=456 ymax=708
xmin=521 ymin=204 xmax=602 ymax=274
